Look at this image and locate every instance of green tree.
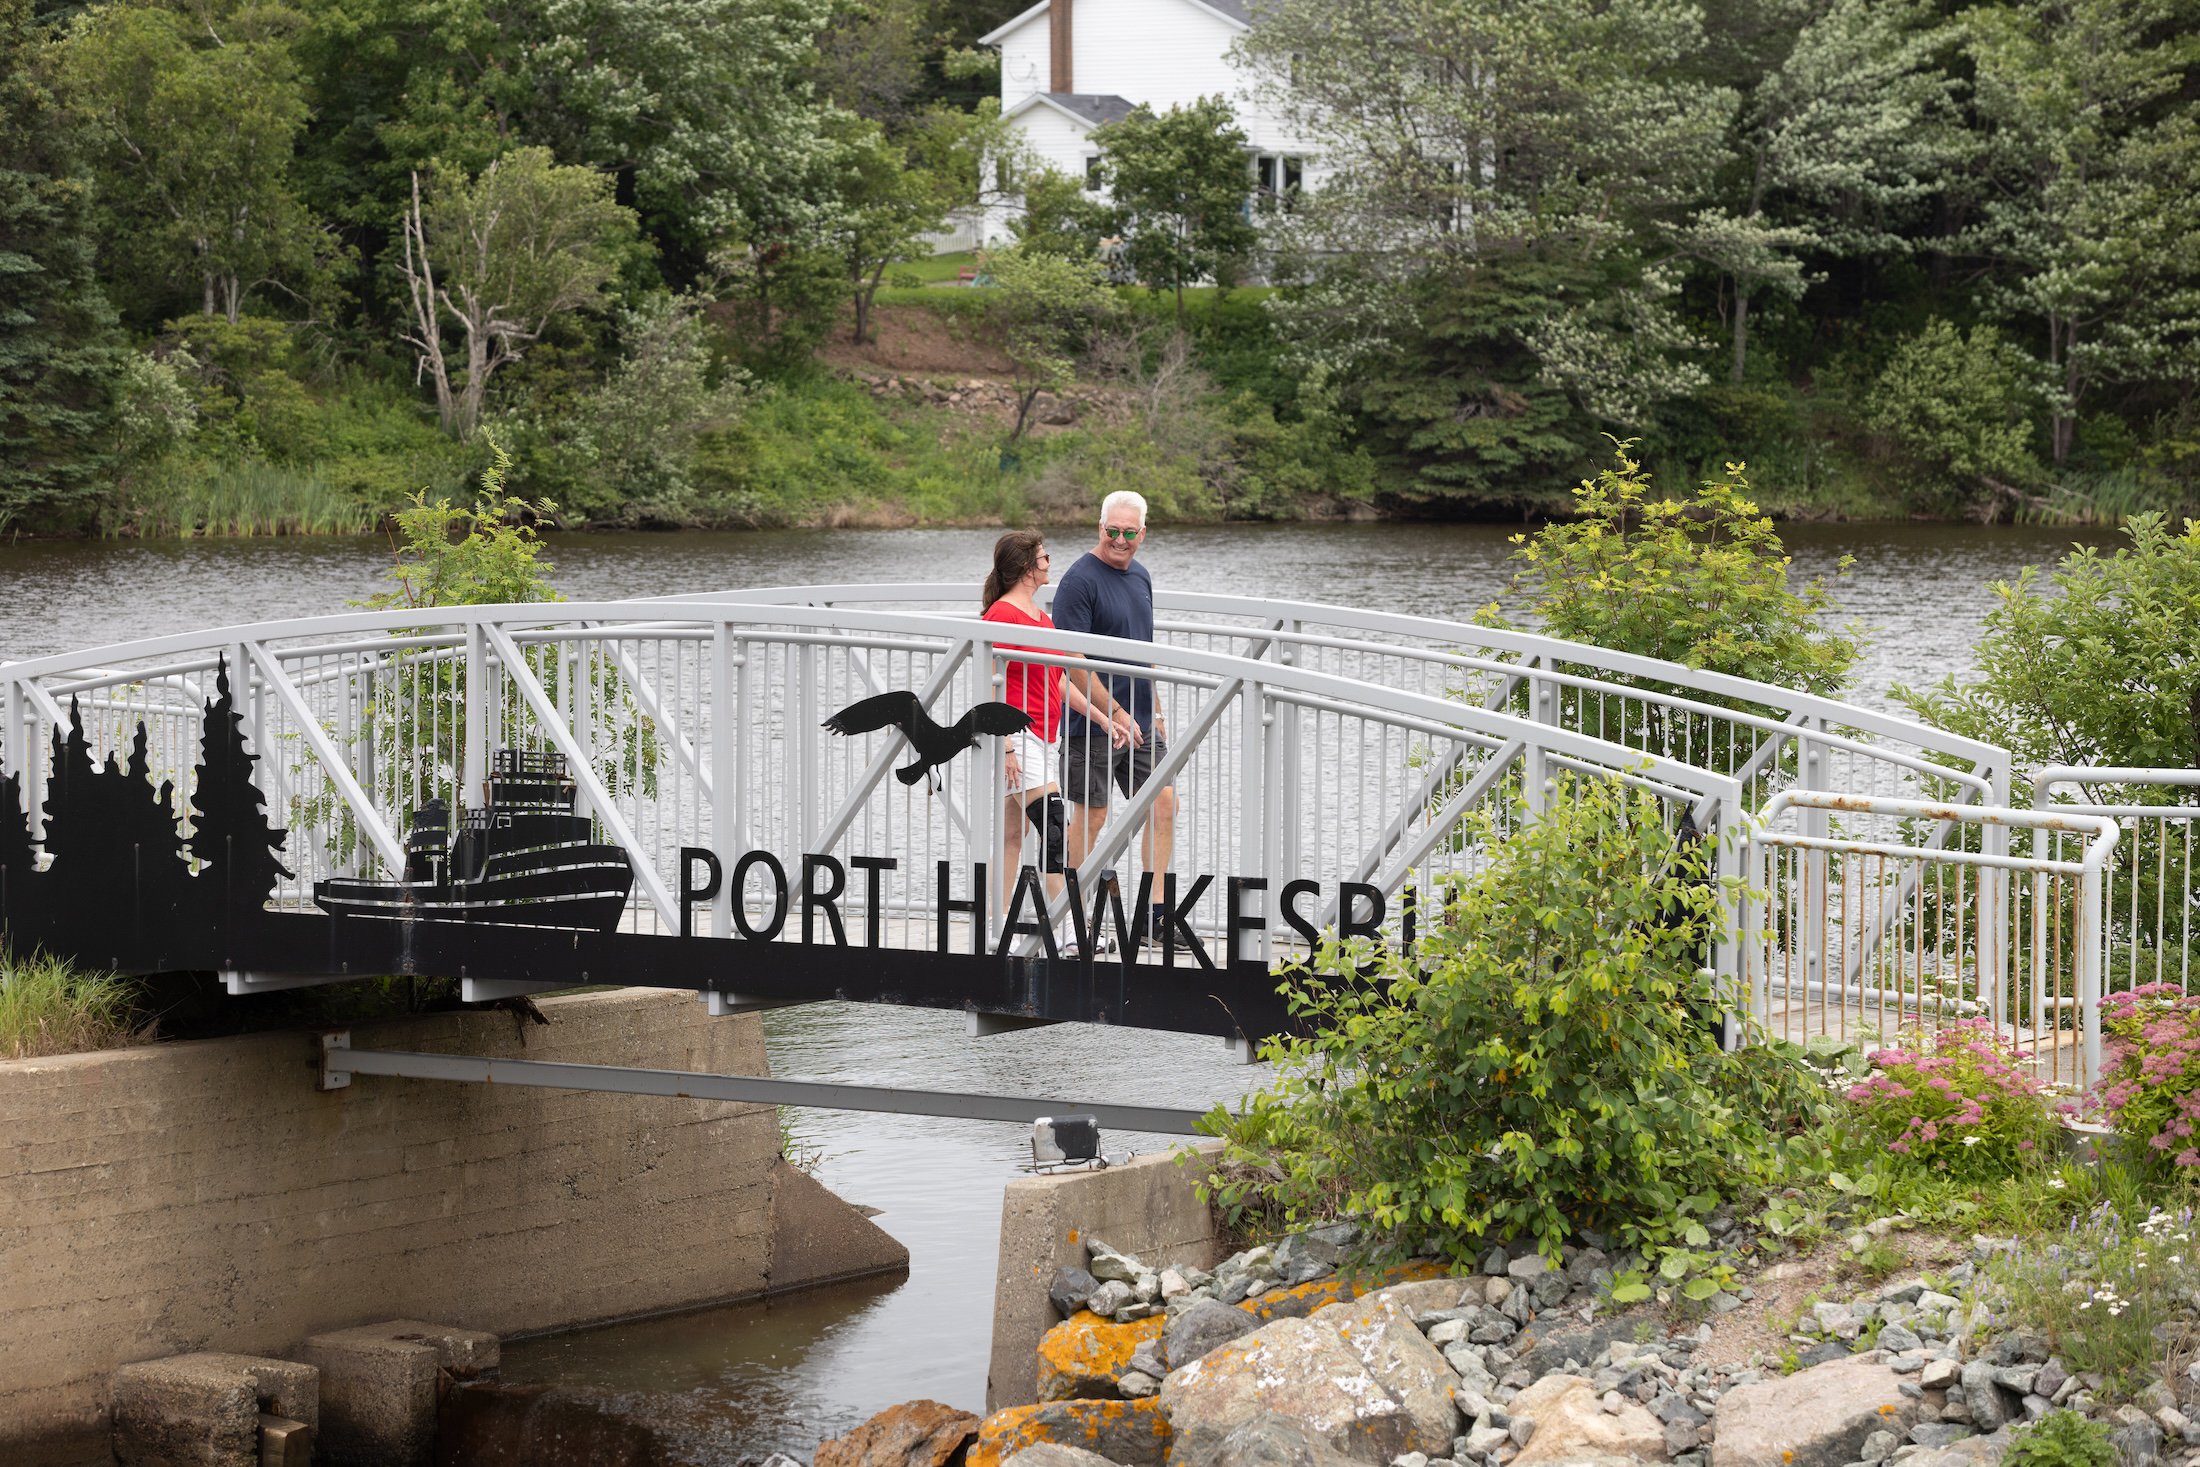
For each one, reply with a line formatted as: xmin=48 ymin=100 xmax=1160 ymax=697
xmin=59 ymin=1 xmax=335 ymax=323
xmin=1092 ymin=96 xmax=1259 ymax=323
xmin=830 ymin=103 xmax=1003 ymax=343
xmin=1964 ymin=0 xmax=2200 ymax=465
xmin=1866 ymin=320 xmax=2042 ymax=512
xmin=1694 ymin=0 xmax=1966 ymax=384
xmin=1008 ymin=166 xmax=1114 ymax=261
xmin=985 ymin=245 xmax=1116 ymax=441
xmin=1496 ymin=442 xmax=1859 ymax=696
xmin=396 ymin=148 xmax=639 ymax=438
xmin=0 ymin=0 xmax=124 ymax=532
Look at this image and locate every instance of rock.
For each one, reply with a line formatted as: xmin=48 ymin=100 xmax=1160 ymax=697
xmin=1508 ymin=1254 xmax=1550 ymax=1281
xmin=1715 ymin=1357 xmax=1928 ymax=1467
xmin=1510 ymin=1418 xmax=1537 ymax=1449
xmin=1910 ymin=1427 xmax=1974 ymax=1449
xmin=1959 ymin=1363 xmax=2011 ymax=1432
xmin=1165 ymin=1299 xmax=1261 ymax=1372
xmin=1120 ymin=1372 xmax=1160 ymax=1400
xmin=1880 ymin=1326 xmax=1924 ymax=1355
xmin=1161 ymin=1271 xmax=1192 ymax=1301
xmin=1512 ymin=1323 xmax=1618 ymax=1380
xmin=1482 ymin=1247 xmax=1510 ymax=1276
xmin=1920 ymin=1361 xmax=1960 ymax=1392
xmin=1037 ymin=1313 xmax=1168 ymax=1401
xmin=2033 ymin=1362 xmax=2068 ymax=1400
xmin=111 ymin=1353 xmax=319 ymax=1467
xmin=1430 ymin=1321 xmax=1469 ymax=1348
xmin=1053 ymin=1268 xmax=1103 ymax=1320
xmin=818 ymin=1400 xmax=985 ymax=1467
xmin=1464 ymin=1425 xmax=1511 ymax=1457
xmin=1505 ymin=1374 xmax=1665 ymax=1467
xmin=2153 ymin=1409 xmax=2188 ymax=1441
xmin=1665 ymin=1420 xmax=1704 ymax=1456
xmin=1864 ymin=1430 xmax=1901 ymax=1462
xmin=1987 ymin=1334 xmax=2049 ymax=1369
xmin=1004 ymin=1447 xmax=1125 ymax=1467
xmin=1310 ymin=1290 xmax=1467 ymax=1448
xmin=1166 ymin=1412 xmax=1372 ymax=1467
xmin=1905 ymin=1428 xmax=2016 ymax=1467
xmin=969 ymin=1400 xmax=1169 ymax=1467
xmin=2109 ymin=1420 xmax=2164 ymax=1467
xmin=1091 ymin=1251 xmax=1144 ymax=1285
xmin=1089 ymin=1281 xmax=1136 ymax=1317
xmin=1160 ymin=1317 xmax=1456 ymax=1464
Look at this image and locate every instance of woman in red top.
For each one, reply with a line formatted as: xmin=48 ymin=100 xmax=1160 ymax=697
xmin=981 ymin=531 xmax=1130 ymax=918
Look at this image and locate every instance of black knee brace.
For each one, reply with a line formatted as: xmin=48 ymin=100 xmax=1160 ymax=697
xmin=1024 ymin=794 xmax=1068 ymax=873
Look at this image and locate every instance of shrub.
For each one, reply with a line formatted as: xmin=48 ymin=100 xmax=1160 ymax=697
xmin=2091 ymin=984 xmax=2200 ymax=1181
xmin=1842 ymin=1019 xmax=2060 ymax=1181
xmin=1199 ymin=775 xmax=1811 ymax=1270
xmin=1494 ymin=442 xmax=1860 ymax=699
xmin=2005 ymin=1411 xmax=2117 ymax=1467
xmin=1991 ymin=1203 xmax=2200 ymax=1396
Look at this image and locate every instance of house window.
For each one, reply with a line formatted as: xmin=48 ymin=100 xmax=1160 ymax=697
xmin=1252 ymin=154 xmax=1304 ymax=210
xmin=1084 ymin=155 xmax=1104 ymax=191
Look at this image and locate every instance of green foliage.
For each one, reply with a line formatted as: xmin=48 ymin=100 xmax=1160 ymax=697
xmin=2005 ymin=1412 xmax=2118 ymax=1467
xmin=364 ymin=440 xmax=561 ymax=609
xmin=1866 ymin=320 xmax=2043 ymax=511
xmin=1496 ymin=443 xmax=1859 ymax=696
xmin=1893 ymin=514 xmax=2200 ymax=772
xmin=107 ymin=458 xmax=376 ymax=538
xmin=399 ymin=147 xmax=641 ymax=438
xmin=2091 ymin=986 xmax=2200 ymax=1184
xmin=1199 ymin=776 xmax=1809 ymax=1268
xmin=1011 ymin=169 xmax=1115 ymax=262
xmin=1091 ymin=96 xmax=1260 ymax=321
xmin=984 ymin=246 xmax=1118 ymax=440
xmin=1991 ymin=1204 xmax=2200 ymax=1397
xmin=0 ymin=0 xmax=125 ymax=533
xmin=0 ymin=948 xmax=142 ymax=1058
xmin=59 ymin=0 xmax=338 ymax=325
xmin=501 ymin=292 xmax=749 ymax=526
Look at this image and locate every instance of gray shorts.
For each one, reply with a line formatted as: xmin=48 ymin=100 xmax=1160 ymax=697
xmin=1061 ymin=730 xmax=1168 ymax=808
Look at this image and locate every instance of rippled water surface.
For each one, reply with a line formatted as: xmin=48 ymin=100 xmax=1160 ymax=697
xmin=0 ymin=520 xmax=2116 ymax=1455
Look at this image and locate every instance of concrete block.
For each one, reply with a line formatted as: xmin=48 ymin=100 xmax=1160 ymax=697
xmin=110 ymin=1353 xmax=317 ymax=1467
xmin=986 ymin=1145 xmax=1224 ymax=1413
xmin=767 ymin=1157 xmax=912 ymax=1294
xmin=297 ymin=1320 xmax=499 ymax=1467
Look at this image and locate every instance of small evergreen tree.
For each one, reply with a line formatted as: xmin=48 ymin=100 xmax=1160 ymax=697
xmin=187 ymin=660 xmax=292 ymax=911
xmin=0 ymin=0 xmax=124 ymax=532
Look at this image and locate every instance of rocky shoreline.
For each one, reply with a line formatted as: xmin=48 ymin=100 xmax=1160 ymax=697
xmin=808 ymin=1223 xmax=2200 ymax=1467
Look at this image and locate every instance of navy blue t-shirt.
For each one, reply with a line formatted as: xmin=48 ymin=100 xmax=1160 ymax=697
xmin=1052 ymin=551 xmax=1155 ymax=737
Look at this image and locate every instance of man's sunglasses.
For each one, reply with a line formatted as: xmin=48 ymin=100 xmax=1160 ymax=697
xmin=1104 ymin=526 xmax=1142 ymax=541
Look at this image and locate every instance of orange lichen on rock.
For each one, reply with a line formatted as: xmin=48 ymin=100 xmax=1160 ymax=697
xmin=1035 ymin=1312 xmax=1165 ymax=1401
xmin=967 ymin=1399 xmax=1170 ymax=1467
xmin=1235 ymin=1259 xmax=1450 ymax=1324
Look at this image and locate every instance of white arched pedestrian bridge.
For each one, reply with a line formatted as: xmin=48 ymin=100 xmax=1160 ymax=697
xmin=2 ymin=584 xmax=2185 ymax=1087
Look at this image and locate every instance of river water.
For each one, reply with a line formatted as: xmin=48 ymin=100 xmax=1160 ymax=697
xmin=0 ymin=520 xmax=2115 ymax=1456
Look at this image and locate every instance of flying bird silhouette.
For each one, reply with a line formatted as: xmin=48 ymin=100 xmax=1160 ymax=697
xmin=823 ymin=691 xmax=1034 ymax=786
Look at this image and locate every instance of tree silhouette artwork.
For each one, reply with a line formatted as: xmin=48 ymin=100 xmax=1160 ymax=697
xmin=187 ymin=659 xmax=292 ymax=914
xmin=0 ymin=768 xmax=32 ymax=938
xmin=29 ymin=699 xmax=193 ymax=935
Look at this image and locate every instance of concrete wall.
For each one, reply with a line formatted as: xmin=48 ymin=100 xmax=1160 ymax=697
xmin=0 ymin=990 xmax=906 ymax=1446
xmin=985 ymin=1146 xmax=1223 ymax=1412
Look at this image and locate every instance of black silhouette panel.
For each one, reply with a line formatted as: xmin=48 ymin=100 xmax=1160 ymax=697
xmin=823 ymin=691 xmax=1031 ymax=786
xmin=313 ymin=749 xmax=634 ymax=931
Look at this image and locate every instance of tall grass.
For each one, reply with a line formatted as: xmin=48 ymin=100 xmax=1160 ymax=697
xmin=2017 ymin=469 xmax=2200 ymax=526
xmin=0 ymin=950 xmax=144 ymax=1059
xmin=108 ymin=459 xmax=377 ymax=538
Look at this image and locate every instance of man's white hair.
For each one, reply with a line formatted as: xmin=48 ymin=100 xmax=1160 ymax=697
xmin=1098 ymin=490 xmax=1149 ymax=528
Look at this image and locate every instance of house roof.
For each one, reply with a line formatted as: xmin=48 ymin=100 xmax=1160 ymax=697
xmin=1003 ymin=91 xmax=1140 ymax=130
xmin=979 ymin=0 xmax=1249 ymax=47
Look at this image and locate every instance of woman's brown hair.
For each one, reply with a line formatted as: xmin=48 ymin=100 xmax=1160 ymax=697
xmin=983 ymin=530 xmax=1047 ymax=611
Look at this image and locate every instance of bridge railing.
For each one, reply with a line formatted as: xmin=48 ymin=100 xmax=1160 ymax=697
xmin=2032 ymin=768 xmax=2200 ymax=1005
xmin=0 ymin=602 xmax=1745 ymax=987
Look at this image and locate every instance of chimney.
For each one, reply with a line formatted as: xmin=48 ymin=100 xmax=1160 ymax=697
xmin=1050 ymin=0 xmax=1073 ymax=93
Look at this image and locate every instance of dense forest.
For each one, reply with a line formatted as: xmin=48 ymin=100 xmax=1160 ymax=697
xmin=0 ymin=0 xmax=2195 ymax=535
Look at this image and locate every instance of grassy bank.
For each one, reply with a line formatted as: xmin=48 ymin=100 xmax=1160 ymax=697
xmin=0 ymin=951 xmax=142 ymax=1059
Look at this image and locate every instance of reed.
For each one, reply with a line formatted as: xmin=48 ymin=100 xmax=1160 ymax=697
xmin=2017 ymin=469 xmax=2200 ymax=527
xmin=0 ymin=950 xmax=143 ymax=1059
xmin=111 ymin=460 xmax=377 ymax=538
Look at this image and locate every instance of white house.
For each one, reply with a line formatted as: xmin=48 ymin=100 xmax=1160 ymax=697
xmin=974 ymin=0 xmax=1325 ymax=247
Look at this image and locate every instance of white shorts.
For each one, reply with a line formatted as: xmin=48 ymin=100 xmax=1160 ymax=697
xmin=1005 ymin=729 xmax=1053 ymax=795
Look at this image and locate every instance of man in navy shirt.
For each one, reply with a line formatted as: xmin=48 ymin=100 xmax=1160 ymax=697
xmin=1053 ymin=490 xmax=1174 ymax=942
